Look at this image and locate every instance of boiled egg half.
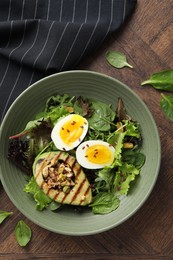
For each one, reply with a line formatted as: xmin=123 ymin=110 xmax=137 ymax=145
xmin=51 ymin=114 xmax=88 ymax=151
xmin=76 ymin=140 xmax=115 ymax=169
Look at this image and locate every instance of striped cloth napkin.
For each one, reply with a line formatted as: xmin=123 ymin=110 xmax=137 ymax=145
xmin=0 ymin=0 xmax=137 ymax=122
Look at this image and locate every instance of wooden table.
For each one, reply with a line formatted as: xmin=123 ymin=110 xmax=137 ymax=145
xmin=1 ymin=0 xmax=173 ymax=259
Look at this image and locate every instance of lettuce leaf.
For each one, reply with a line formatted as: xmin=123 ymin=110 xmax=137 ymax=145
xmin=34 ymin=190 xmax=52 ymax=211
xmin=123 ymin=120 xmax=140 ymax=138
xmin=24 ymin=177 xmax=52 ymax=211
xmin=95 ymin=131 xmax=126 ymax=193
xmin=114 ymin=163 xmax=139 ymax=195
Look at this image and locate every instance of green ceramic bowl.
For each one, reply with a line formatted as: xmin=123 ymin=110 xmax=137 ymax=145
xmin=0 ymin=70 xmax=161 ymax=235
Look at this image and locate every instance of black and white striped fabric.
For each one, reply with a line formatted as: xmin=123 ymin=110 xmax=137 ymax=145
xmin=0 ymin=0 xmax=137 ymax=122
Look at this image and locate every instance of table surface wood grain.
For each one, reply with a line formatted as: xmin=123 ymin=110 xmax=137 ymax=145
xmin=1 ymin=0 xmax=173 ymax=259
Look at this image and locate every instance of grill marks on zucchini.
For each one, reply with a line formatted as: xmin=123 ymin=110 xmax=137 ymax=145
xmin=33 ymin=151 xmax=92 ymax=206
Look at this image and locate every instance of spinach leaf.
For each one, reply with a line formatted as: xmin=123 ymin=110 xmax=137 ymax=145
xmin=90 ymin=192 xmax=120 ymax=214
xmin=106 ymin=51 xmax=133 ymax=69
xmin=141 ymin=69 xmax=173 ymax=91
xmin=160 ymin=94 xmax=173 ymax=121
xmin=88 ymin=100 xmax=115 ymax=131
xmin=95 ymin=167 xmax=116 ymax=193
xmin=15 ymin=220 xmax=32 ymax=247
xmin=122 ymin=150 xmax=146 ymax=169
xmin=0 ymin=210 xmax=13 ymax=224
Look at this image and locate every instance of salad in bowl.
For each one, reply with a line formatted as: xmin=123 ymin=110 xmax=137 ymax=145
xmin=8 ymin=93 xmax=145 ymax=215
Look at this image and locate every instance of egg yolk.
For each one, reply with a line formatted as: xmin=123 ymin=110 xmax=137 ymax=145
xmin=59 ymin=115 xmax=86 ymax=145
xmin=85 ymin=144 xmax=114 ymax=165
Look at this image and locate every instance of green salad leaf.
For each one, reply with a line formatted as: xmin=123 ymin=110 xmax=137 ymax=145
xmin=160 ymin=93 xmax=173 ymax=121
xmin=106 ymin=51 xmax=133 ymax=69
xmin=114 ymin=163 xmax=139 ymax=195
xmin=122 ymin=150 xmax=145 ymax=169
xmin=15 ymin=220 xmax=32 ymax=247
xmin=0 ymin=210 xmax=13 ymax=224
xmin=107 ymin=131 xmax=126 ymax=159
xmin=24 ymin=176 xmax=40 ymax=194
xmin=124 ymin=120 xmax=140 ymax=138
xmin=48 ymin=201 xmax=61 ymax=211
xmin=90 ymin=192 xmax=120 ymax=214
xmin=141 ymin=69 xmax=173 ymax=91
xmin=95 ymin=131 xmax=125 ymax=193
xmin=24 ymin=177 xmax=52 ymax=210
xmin=73 ymin=96 xmax=93 ymax=117
xmin=88 ymin=100 xmax=116 ymax=131
xmin=45 ymin=93 xmax=75 ymax=113
xmin=34 ymin=190 xmax=52 ymax=211
xmin=95 ymin=167 xmax=116 ymax=193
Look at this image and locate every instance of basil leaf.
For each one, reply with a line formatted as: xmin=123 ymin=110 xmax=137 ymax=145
xmin=90 ymin=192 xmax=120 ymax=214
xmin=106 ymin=51 xmax=133 ymax=69
xmin=0 ymin=210 xmax=13 ymax=224
xmin=15 ymin=220 xmax=32 ymax=247
xmin=160 ymin=93 xmax=173 ymax=121
xmin=141 ymin=69 xmax=173 ymax=91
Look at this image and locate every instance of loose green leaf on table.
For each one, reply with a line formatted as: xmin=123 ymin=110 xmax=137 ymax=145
xmin=15 ymin=220 xmax=32 ymax=247
xmin=0 ymin=210 xmax=13 ymax=224
xmin=141 ymin=69 xmax=173 ymax=91
xmin=106 ymin=51 xmax=133 ymax=69
xmin=160 ymin=93 xmax=173 ymax=122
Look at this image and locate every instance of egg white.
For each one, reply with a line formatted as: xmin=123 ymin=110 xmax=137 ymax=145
xmin=51 ymin=114 xmax=88 ymax=151
xmin=76 ymin=140 xmax=115 ymax=169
